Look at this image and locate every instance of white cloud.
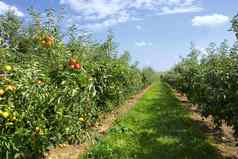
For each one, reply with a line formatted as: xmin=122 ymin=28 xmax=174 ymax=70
xmin=192 ymin=14 xmax=229 ymax=27
xmin=60 ymin=0 xmax=202 ymax=30
xmin=0 ymin=1 xmax=24 ymax=17
xmin=135 ymin=41 xmax=152 ymax=47
xmin=158 ymin=5 xmax=203 ymax=15
xmin=136 ymin=25 xmax=142 ymax=30
xmin=85 ymin=15 xmax=130 ymax=30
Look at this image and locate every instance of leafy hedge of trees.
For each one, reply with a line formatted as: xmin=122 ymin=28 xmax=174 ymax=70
xmin=0 ymin=10 xmax=155 ymax=158
xmin=162 ymin=14 xmax=238 ymax=137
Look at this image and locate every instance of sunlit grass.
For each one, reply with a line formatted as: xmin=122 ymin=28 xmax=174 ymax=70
xmin=82 ymin=81 xmax=222 ymax=159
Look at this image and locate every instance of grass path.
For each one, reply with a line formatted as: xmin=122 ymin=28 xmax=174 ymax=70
xmin=82 ymin=81 xmax=223 ymax=159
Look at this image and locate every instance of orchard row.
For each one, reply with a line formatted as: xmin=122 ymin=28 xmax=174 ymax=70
xmin=163 ymin=14 xmax=238 ymax=137
xmin=0 ymin=10 xmax=155 ymax=158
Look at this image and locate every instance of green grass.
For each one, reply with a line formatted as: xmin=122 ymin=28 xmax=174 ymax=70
xmin=82 ymin=81 xmax=222 ymax=159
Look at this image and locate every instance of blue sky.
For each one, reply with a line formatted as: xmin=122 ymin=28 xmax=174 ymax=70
xmin=0 ymin=0 xmax=237 ymax=71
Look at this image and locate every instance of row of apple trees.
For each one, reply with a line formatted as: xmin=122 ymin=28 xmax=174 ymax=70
xmin=0 ymin=9 xmax=155 ymax=158
xmin=162 ymin=14 xmax=238 ymax=137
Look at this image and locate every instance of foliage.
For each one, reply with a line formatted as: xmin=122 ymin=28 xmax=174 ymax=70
xmin=162 ymin=14 xmax=238 ymax=137
xmin=0 ymin=10 xmax=154 ymax=158
xmin=142 ymin=67 xmax=156 ymax=86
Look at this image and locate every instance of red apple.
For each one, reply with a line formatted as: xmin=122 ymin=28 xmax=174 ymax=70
xmin=74 ymin=63 xmax=81 ymax=69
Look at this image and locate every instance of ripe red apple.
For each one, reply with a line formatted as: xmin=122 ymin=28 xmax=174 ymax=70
xmin=74 ymin=63 xmax=81 ymax=69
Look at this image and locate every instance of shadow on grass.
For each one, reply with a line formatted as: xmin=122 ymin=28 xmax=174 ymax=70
xmin=83 ymin=82 xmax=226 ymax=159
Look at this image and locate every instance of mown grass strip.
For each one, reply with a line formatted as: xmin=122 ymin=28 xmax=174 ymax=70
xmin=82 ymin=81 xmax=223 ymax=159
